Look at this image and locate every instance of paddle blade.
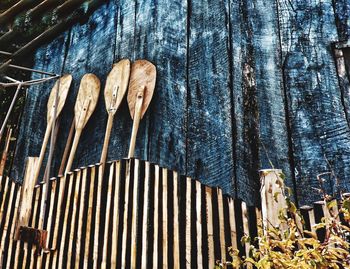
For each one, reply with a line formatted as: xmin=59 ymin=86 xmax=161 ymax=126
xmin=127 ymin=60 xmax=156 ymax=119
xmin=47 ymin=74 xmax=72 ymax=124
xmin=104 ymin=59 xmax=131 ymax=114
xmin=74 ymin=73 xmax=101 ymax=130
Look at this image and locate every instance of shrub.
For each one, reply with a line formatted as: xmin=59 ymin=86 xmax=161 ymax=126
xmin=217 ymin=185 xmax=350 ymax=268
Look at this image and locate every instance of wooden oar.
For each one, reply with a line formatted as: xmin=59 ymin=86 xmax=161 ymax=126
xmin=100 ymin=59 xmax=131 ymax=167
xmin=32 ymin=75 xmax=72 ymax=185
xmin=65 ymin=74 xmax=100 ymax=173
xmin=58 ymin=120 xmax=74 ymax=177
xmin=127 ymin=60 xmax=156 ymax=158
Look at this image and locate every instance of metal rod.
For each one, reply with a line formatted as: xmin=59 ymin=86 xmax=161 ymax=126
xmin=0 ymin=83 xmax=23 ymax=142
xmin=3 ymin=76 xmax=18 ymax=83
xmin=0 ymin=75 xmax=59 ymax=88
xmin=8 ymin=64 xmax=58 ymax=77
xmin=0 ymin=51 xmax=12 ymax=56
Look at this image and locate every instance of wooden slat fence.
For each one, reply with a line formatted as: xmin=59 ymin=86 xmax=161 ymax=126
xmin=0 ymin=158 xmax=346 ymax=268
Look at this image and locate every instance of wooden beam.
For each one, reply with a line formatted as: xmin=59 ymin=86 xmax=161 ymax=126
xmin=0 ymin=0 xmax=43 ymax=25
xmin=14 ymin=157 xmax=38 ymax=240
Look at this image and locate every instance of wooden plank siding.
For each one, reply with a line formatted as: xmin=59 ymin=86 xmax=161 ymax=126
xmin=10 ymin=0 xmax=350 ymax=206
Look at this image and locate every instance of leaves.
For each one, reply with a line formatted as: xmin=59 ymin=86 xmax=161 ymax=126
xmin=220 ymin=183 xmax=350 ymax=269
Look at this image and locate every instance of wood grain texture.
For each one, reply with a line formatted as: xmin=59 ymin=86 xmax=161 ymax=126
xmin=187 ymin=0 xmax=234 ymax=195
xmin=143 ymin=0 xmax=187 ymax=174
xmin=277 ymin=0 xmax=350 ymax=205
xmin=334 ymin=0 xmax=350 ymax=41
xmin=12 ymin=0 xmax=350 ymax=206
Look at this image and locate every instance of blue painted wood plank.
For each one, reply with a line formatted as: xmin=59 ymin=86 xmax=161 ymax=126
xmin=277 ymin=0 xmax=350 ymax=205
xmin=134 ymin=0 xmax=187 ymax=174
xmin=186 ymin=0 xmax=235 ymax=195
xmin=230 ymin=0 xmax=292 ymax=204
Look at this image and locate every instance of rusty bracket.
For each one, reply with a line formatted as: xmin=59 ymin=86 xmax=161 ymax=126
xmin=18 ymin=226 xmax=48 ymax=255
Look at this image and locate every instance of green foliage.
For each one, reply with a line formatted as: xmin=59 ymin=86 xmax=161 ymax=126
xmin=217 ymin=185 xmax=350 ymax=268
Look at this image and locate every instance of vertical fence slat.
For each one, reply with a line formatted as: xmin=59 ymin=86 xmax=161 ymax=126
xmin=41 ymin=178 xmax=58 ymax=268
xmin=67 ymin=169 xmax=82 ymax=268
xmin=51 ymin=172 xmax=69 ymax=251
xmin=205 ymin=186 xmax=214 ymax=268
xmin=5 ymin=185 xmax=20 ymax=269
xmin=55 ymin=171 xmax=75 ymax=269
xmin=196 ymin=181 xmax=203 ymax=268
xmin=130 ymin=160 xmax=139 ymax=268
xmin=162 ymin=168 xmax=168 ymax=268
xmin=28 ymin=184 xmax=42 ymax=269
xmin=228 ymin=198 xmax=237 ymax=250
xmin=0 ymin=182 xmax=16 ymax=267
xmin=173 ymin=171 xmax=180 ymax=269
xmin=75 ymin=168 xmax=88 ymax=269
xmin=140 ymin=162 xmax=150 ymax=268
xmin=111 ymin=162 xmax=121 ymax=268
xmin=121 ymin=160 xmax=132 ymax=268
xmin=83 ymin=165 xmax=96 ymax=269
xmin=101 ymin=163 xmax=115 ymax=269
xmin=152 ymin=165 xmax=160 ymax=269
xmin=93 ymin=164 xmax=104 ymax=269
xmin=217 ymin=188 xmax=226 ymax=263
xmin=185 ymin=177 xmax=192 ymax=268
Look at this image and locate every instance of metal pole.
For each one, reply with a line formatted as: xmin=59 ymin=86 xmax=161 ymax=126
xmin=9 ymin=64 xmax=58 ymax=77
xmin=0 ymin=82 xmax=23 ymax=142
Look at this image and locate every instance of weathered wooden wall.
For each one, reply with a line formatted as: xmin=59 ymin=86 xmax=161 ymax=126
xmin=11 ymin=0 xmax=350 ymax=206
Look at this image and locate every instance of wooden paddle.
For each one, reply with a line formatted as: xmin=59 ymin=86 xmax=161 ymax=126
xmin=32 ymin=75 xmax=72 ymax=185
xmin=127 ymin=60 xmax=156 ymax=158
xmin=65 ymin=73 xmax=100 ymax=173
xmin=100 ymin=59 xmax=131 ymax=167
xmin=57 ymin=120 xmax=74 ymax=177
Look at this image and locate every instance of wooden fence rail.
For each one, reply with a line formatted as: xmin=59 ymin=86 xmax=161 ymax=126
xmin=0 ymin=158 xmax=346 ymax=268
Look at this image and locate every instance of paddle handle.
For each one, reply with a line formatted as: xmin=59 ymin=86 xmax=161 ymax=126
xmin=32 ymin=121 xmax=53 ymax=184
xmin=100 ymin=113 xmax=114 ymax=166
xmin=128 ymin=91 xmax=144 ymax=158
xmin=58 ymin=120 xmax=75 ymax=176
xmin=65 ymin=130 xmax=82 ymax=174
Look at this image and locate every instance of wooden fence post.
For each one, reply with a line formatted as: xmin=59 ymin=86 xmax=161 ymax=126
xmin=260 ymin=169 xmax=286 ymax=230
xmin=14 ymin=157 xmax=38 ymax=240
